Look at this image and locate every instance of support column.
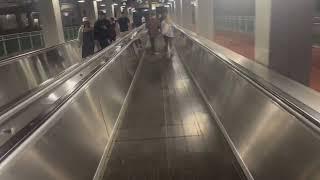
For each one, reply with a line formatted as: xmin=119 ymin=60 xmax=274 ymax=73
xmin=196 ymin=0 xmax=214 ymax=39
xmin=0 ymin=23 xmax=3 ymax=34
xmin=113 ymin=4 xmax=121 ymax=18
xmin=148 ymin=0 xmax=152 ymax=15
xmin=175 ymin=0 xmax=183 ymax=25
xmin=79 ymin=1 xmax=98 ymax=24
xmin=105 ymin=0 xmax=113 ymax=18
xmin=193 ymin=1 xmax=199 ymax=33
xmin=169 ymin=1 xmax=176 ymax=21
xmin=15 ymin=12 xmax=24 ymax=31
xmin=93 ymin=1 xmax=99 ymax=20
xmin=26 ymin=11 xmax=33 ymax=29
xmin=38 ymin=0 xmax=64 ymax=47
xmin=255 ymin=0 xmax=313 ymax=85
xmin=181 ymin=0 xmax=194 ymax=30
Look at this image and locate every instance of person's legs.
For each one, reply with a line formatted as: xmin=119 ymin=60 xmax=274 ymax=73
xmin=105 ymin=39 xmax=110 ymax=47
xmin=89 ymin=43 xmax=95 ymax=56
xmin=150 ymin=36 xmax=156 ymax=53
xmin=99 ymin=41 xmax=104 ymax=49
xmin=82 ymin=43 xmax=95 ymax=58
xmin=138 ymin=39 xmax=142 ymax=47
xmin=168 ymin=37 xmax=173 ymax=57
xmin=163 ymin=36 xmax=167 ymax=52
xmin=100 ymin=39 xmax=109 ymax=49
xmin=163 ymin=36 xmax=169 ymax=54
xmin=82 ymin=46 xmax=90 ymax=58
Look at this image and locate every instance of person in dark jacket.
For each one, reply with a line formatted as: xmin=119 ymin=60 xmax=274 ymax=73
xmin=118 ymin=12 xmax=130 ymax=32
xmin=78 ymin=17 xmax=94 ymax=58
xmin=110 ymin=17 xmax=117 ymax=42
xmin=94 ymin=12 xmax=110 ymax=49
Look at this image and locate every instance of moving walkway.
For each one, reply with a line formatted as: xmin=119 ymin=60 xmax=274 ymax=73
xmin=0 ymin=25 xmax=319 ymax=180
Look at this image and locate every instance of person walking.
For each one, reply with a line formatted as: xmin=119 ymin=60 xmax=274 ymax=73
xmin=161 ymin=14 xmax=175 ymax=58
xmin=118 ymin=12 xmax=130 ymax=33
xmin=147 ymin=13 xmax=160 ymax=54
xmin=78 ymin=17 xmax=94 ymax=58
xmin=109 ymin=17 xmax=117 ymax=42
xmin=94 ymin=12 xmax=110 ymax=49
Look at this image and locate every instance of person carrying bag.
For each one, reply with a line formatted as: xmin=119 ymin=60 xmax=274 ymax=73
xmin=161 ymin=15 xmax=175 ymax=58
xmin=78 ymin=17 xmax=94 ymax=58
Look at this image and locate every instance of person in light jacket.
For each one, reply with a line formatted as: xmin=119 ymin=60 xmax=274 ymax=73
xmin=161 ymin=14 xmax=175 ymax=58
xmin=78 ymin=17 xmax=95 ymax=58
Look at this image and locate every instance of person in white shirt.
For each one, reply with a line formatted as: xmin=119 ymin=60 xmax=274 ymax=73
xmin=141 ymin=16 xmax=146 ymax=24
xmin=78 ymin=17 xmax=94 ymax=58
xmin=161 ymin=14 xmax=174 ymax=58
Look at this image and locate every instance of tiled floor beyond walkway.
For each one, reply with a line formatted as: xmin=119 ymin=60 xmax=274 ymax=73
xmin=102 ymin=50 xmax=244 ymax=180
xmin=214 ymin=31 xmax=320 ymax=92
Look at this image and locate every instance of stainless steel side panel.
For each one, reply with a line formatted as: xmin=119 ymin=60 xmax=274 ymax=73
xmin=0 ymin=91 xmax=108 ymax=180
xmin=0 ymin=44 xmax=82 ymax=110
xmin=0 ymin=27 xmax=146 ymax=149
xmin=0 ymin=28 xmax=142 ymax=115
xmin=0 ymin=38 xmax=144 ymax=179
xmin=174 ymin=30 xmax=320 ymax=180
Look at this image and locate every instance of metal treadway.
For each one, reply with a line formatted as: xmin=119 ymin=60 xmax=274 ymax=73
xmin=102 ymin=49 xmax=245 ymax=180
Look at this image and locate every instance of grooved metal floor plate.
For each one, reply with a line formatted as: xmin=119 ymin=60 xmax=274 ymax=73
xmin=103 ymin=50 xmax=244 ymax=180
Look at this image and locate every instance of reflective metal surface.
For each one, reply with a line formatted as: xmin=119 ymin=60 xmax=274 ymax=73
xmin=2 ymin=24 xmax=320 ymax=180
xmin=103 ymin=49 xmax=244 ymax=180
xmin=0 ymin=27 xmax=146 ymax=146
xmin=174 ymin=26 xmax=320 ymax=180
xmin=0 ymin=29 xmax=147 ymax=179
xmin=175 ymin=25 xmax=320 ymax=126
xmin=0 ymin=28 xmax=144 ymax=117
xmin=0 ymin=42 xmax=82 ymax=112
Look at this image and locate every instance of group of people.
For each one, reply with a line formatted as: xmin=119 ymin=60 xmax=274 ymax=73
xmin=78 ymin=11 xmax=174 ymax=59
xmin=78 ymin=12 xmax=131 ymax=58
xmin=147 ymin=12 xmax=175 ymax=58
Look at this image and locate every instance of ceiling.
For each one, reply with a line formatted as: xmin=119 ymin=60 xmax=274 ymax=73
xmin=0 ymin=0 xmax=36 ymax=14
xmin=0 ymin=0 xmax=36 ymax=7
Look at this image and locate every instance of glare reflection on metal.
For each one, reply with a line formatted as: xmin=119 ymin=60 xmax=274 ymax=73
xmin=47 ymin=93 xmax=59 ymax=102
xmin=131 ymin=32 xmax=138 ymax=39
xmin=27 ymin=150 xmax=71 ymax=180
xmin=238 ymin=102 xmax=280 ymax=159
xmin=174 ymin=79 xmax=190 ymax=95
xmin=18 ymin=60 xmax=38 ymax=89
xmin=115 ymin=45 xmax=122 ymax=53
xmin=65 ymin=80 xmax=77 ymax=89
xmin=0 ymin=31 xmax=147 ymax=179
xmin=174 ymin=27 xmax=320 ymax=180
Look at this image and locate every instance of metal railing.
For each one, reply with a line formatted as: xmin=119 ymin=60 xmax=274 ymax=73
xmin=215 ymin=16 xmax=255 ymax=34
xmin=63 ymin=26 xmax=80 ymax=42
xmin=0 ymin=31 xmax=45 ymax=59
